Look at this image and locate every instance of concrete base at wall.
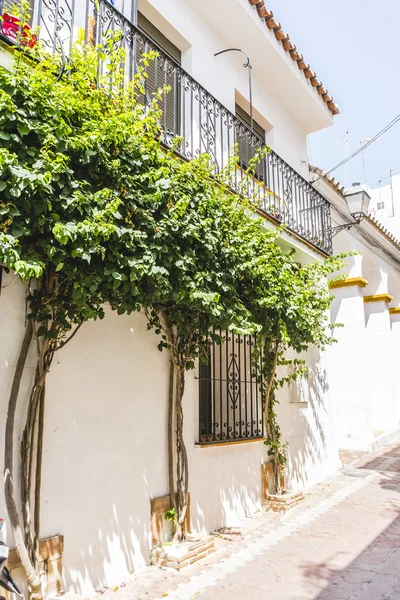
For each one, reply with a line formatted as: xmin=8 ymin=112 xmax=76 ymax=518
xmin=6 ymin=535 xmax=64 ymax=600
xmin=265 ymin=491 xmax=305 ymax=512
xmin=151 ymin=535 xmax=215 ymax=571
xmin=150 ymin=494 xmax=191 ymax=547
xmin=0 ymin=40 xmax=15 ymax=72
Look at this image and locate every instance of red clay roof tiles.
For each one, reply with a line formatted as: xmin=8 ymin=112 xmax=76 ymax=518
xmin=248 ymin=0 xmax=340 ymax=116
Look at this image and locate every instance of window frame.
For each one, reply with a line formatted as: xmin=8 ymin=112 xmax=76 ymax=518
xmin=234 ymin=104 xmax=267 ymax=185
xmin=235 ymin=103 xmax=266 ymax=141
xmin=137 ymin=12 xmax=181 ymax=65
xmin=198 ymin=330 xmax=264 ymax=446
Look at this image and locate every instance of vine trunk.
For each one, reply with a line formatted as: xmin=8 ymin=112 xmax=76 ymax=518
xmin=4 ymin=320 xmax=43 ymax=600
xmin=263 ymin=339 xmax=282 ymax=495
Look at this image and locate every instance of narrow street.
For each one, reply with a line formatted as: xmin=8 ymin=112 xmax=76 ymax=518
xmin=103 ymin=440 xmax=400 ymax=600
xmin=3 ymin=3 xmax=400 ymax=599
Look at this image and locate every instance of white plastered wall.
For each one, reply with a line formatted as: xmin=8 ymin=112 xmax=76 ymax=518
xmin=137 ymin=0 xmax=332 ymax=178
xmin=0 ymin=270 xmax=338 ymax=595
xmin=0 ymin=274 xmax=170 ymax=594
xmin=275 ymin=344 xmax=340 ymax=492
xmin=0 ymin=0 xmax=340 ymax=593
xmin=369 ymin=174 xmax=400 ymax=238
xmin=328 ymin=229 xmax=400 ymax=449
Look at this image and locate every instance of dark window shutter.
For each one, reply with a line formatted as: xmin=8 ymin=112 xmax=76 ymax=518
xmin=235 ymin=104 xmax=266 ymax=178
xmin=136 ymin=12 xmax=181 ymax=138
xmin=2 ymin=0 xmax=15 ymax=11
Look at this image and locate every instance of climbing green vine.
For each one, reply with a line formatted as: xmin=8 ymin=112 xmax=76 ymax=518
xmin=0 ymin=7 xmax=349 ymax=595
xmin=244 ymin=240 xmax=348 ymax=494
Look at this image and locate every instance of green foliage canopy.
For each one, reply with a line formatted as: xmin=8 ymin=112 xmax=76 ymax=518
xmin=0 ymin=40 xmax=346 ymax=364
xmin=0 ymin=29 xmax=351 ymax=519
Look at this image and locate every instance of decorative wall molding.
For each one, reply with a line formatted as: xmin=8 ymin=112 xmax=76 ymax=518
xmin=329 ymin=277 xmax=369 ymax=290
xmin=364 ymin=294 xmax=394 ymax=304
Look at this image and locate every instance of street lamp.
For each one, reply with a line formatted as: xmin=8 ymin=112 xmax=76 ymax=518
xmin=332 ymin=183 xmax=371 ymax=237
xmin=214 ymin=48 xmax=253 ymax=130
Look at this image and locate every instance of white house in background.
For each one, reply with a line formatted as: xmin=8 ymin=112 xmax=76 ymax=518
xmin=1 ymin=0 xmax=399 ymax=596
xmin=311 ymin=166 xmax=400 ymax=451
xmin=369 ymin=172 xmax=400 ymax=239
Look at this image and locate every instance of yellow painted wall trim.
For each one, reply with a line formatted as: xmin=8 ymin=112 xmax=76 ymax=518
xmin=329 ymin=277 xmax=369 ymax=290
xmin=198 ymin=437 xmax=264 ymax=449
xmin=364 ymin=293 xmax=394 ymax=304
xmin=389 ymin=307 xmax=400 ymax=314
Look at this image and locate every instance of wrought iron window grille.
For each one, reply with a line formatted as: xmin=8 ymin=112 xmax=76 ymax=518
xmin=198 ymin=330 xmax=264 ymax=445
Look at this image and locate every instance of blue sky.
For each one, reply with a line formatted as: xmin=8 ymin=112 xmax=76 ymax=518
xmin=267 ymin=0 xmax=400 ymax=190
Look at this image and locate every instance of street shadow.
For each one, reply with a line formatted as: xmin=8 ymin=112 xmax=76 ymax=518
xmin=43 ymin=309 xmax=169 ymax=595
xmin=300 ymin=511 xmax=400 ymax=599
xmin=191 ymin=471 xmax=261 ymax=536
xmin=278 ymin=348 xmax=337 ymax=492
xmin=1 ymin=304 xmax=169 ymax=597
xmin=298 ymin=443 xmax=400 ymax=599
xmin=353 ymin=445 xmax=400 ymax=490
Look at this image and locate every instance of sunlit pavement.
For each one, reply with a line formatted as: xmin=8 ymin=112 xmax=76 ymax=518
xmin=96 ymin=440 xmax=400 ymax=600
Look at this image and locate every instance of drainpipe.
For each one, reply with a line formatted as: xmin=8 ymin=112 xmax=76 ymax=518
xmin=214 ymin=48 xmax=253 ymax=131
xmin=131 ymin=0 xmax=138 ymax=25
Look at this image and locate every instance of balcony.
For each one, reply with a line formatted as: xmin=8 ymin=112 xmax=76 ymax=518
xmin=0 ymin=0 xmax=333 ymax=255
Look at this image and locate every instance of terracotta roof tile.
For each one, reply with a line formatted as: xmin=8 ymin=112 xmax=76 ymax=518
xmin=364 ymin=214 xmax=400 ymax=250
xmin=248 ymin=1 xmax=339 ymax=116
xmin=266 ymin=18 xmax=280 ymax=30
xmin=309 ymin=165 xmax=346 ymax=196
xmin=290 ymin=49 xmax=302 ymax=61
xmin=282 ymin=40 xmax=294 ymax=52
xmin=275 ymin=29 xmax=289 ymax=42
xmin=310 ymin=77 xmax=322 ymax=88
xmin=297 ymin=59 xmax=309 ymax=70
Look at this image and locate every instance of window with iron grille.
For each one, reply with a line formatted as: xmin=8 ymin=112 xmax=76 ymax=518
xmin=136 ymin=12 xmax=181 ymax=142
xmin=377 ymin=202 xmax=385 ymax=210
xmin=198 ymin=330 xmax=264 ymax=444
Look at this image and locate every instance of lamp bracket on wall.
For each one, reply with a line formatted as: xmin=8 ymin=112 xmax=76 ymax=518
xmin=332 ymin=213 xmax=365 ymax=237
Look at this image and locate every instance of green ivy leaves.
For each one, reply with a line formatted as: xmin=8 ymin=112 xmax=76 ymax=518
xmin=0 ymin=38 xmax=347 ymax=391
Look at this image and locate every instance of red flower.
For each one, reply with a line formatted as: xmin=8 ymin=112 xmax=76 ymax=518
xmin=1 ymin=13 xmax=37 ymax=49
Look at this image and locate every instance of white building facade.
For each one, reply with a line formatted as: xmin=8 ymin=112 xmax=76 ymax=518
xmin=0 ymin=0 xmax=399 ymax=597
xmin=369 ymin=172 xmax=400 ymax=239
xmin=311 ymin=166 xmax=400 ymax=451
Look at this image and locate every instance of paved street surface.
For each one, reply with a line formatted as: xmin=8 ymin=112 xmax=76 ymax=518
xmin=99 ymin=440 xmax=400 ymax=600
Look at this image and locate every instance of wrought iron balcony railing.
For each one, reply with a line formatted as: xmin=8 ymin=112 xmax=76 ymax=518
xmin=0 ymin=0 xmax=333 ymax=254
